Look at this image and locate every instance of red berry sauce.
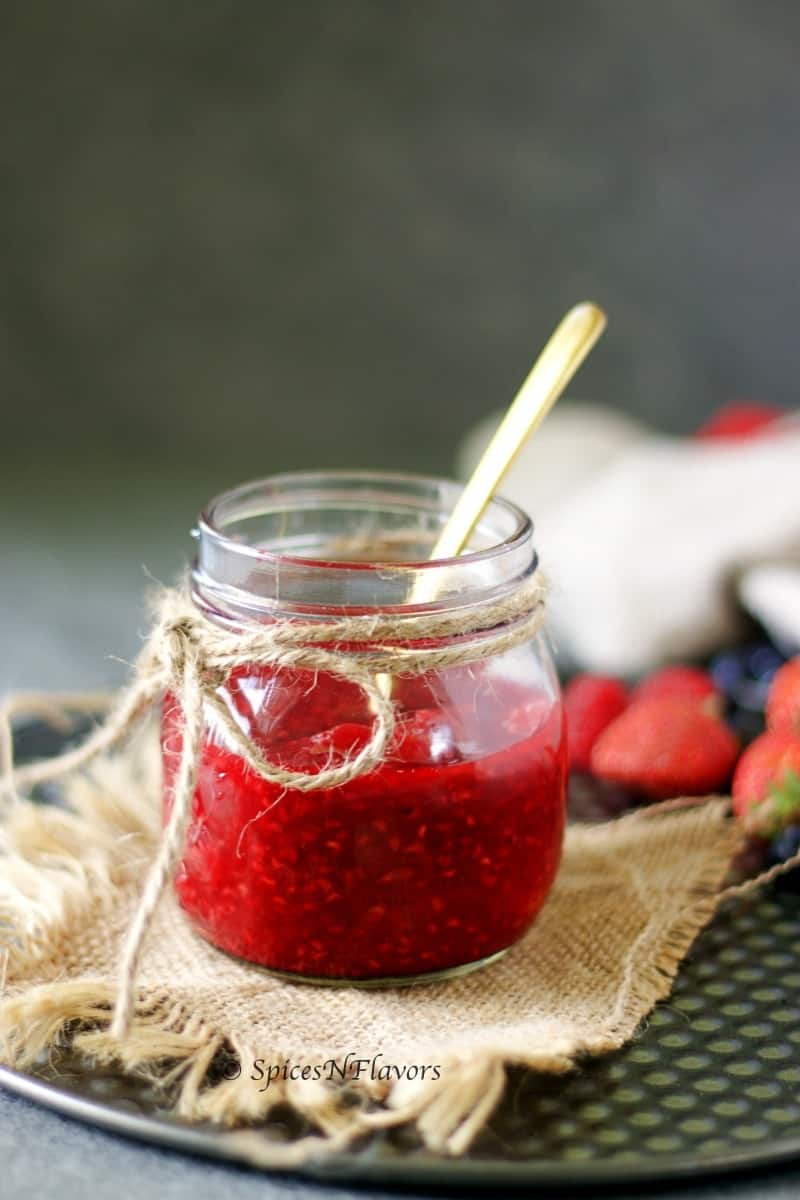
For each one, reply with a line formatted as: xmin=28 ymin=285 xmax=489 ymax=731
xmin=162 ymin=665 xmax=566 ymax=981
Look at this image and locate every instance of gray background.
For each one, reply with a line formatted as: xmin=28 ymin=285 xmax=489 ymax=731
xmin=3 ymin=0 xmax=800 ymax=690
xmin=3 ymin=3 xmax=800 ymax=1193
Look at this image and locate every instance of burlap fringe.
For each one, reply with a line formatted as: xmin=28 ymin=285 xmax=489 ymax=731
xmin=0 ymin=748 xmax=518 ymax=1158
xmin=0 ymin=743 xmax=747 ymax=1165
xmin=0 ymin=578 xmax=549 ymax=1041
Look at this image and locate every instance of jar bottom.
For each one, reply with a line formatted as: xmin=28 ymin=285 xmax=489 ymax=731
xmin=199 ymin=938 xmax=511 ymax=988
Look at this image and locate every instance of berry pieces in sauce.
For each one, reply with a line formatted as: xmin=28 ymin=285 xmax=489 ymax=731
xmin=163 ymin=668 xmax=566 ymax=980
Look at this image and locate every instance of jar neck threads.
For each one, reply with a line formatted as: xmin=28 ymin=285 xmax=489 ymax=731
xmin=193 ymin=470 xmax=535 ymax=626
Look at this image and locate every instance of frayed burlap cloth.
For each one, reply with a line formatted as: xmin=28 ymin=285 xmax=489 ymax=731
xmin=0 ymin=731 xmax=747 ymax=1165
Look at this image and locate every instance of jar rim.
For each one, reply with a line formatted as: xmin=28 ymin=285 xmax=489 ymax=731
xmin=197 ymin=469 xmax=532 ymax=573
xmin=193 ymin=470 xmax=536 ymax=620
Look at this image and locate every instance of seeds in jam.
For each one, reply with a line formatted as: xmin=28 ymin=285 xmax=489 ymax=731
xmin=162 ymin=665 xmax=566 ymax=980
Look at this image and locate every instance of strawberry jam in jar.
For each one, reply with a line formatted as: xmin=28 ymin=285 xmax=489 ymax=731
xmin=163 ymin=472 xmax=566 ymax=984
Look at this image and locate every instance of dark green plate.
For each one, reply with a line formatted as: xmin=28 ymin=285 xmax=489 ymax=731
xmin=3 ymin=723 xmax=800 ymax=1188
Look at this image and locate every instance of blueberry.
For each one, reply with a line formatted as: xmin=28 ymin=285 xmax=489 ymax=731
xmin=710 ymin=641 xmax=787 ymax=731
xmin=747 ymin=644 xmax=785 ymax=682
xmin=771 ymin=826 xmax=800 ymax=861
xmin=726 ymin=707 xmax=766 ymax=745
xmin=733 ymin=678 xmax=772 ymax=712
xmin=711 ymin=642 xmax=786 ymax=699
xmin=768 ymin=825 xmax=800 ymax=894
xmin=710 ymin=651 xmax=745 ymax=693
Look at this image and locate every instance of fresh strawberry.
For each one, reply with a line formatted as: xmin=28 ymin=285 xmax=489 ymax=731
xmin=632 ymin=665 xmax=719 ymax=708
xmin=563 ymin=674 xmax=629 ymax=772
xmin=590 ymin=696 xmax=739 ymax=800
xmin=694 ymin=401 xmax=784 ymax=441
xmin=766 ymin=658 xmax=800 ymax=736
xmin=732 ymin=730 xmax=800 ymax=835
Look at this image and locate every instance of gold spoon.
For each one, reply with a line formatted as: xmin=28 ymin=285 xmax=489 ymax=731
xmin=379 ymin=301 xmax=607 ymax=696
xmin=429 ymin=300 xmax=607 ymax=563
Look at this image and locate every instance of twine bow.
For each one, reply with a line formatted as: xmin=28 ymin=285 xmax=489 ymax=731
xmin=1 ymin=574 xmax=547 ymax=1038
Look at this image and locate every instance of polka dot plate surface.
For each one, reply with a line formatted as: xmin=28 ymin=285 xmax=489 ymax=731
xmin=3 ymin=724 xmax=800 ymax=1187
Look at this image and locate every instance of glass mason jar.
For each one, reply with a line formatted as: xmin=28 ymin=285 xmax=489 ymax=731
xmin=162 ymin=471 xmax=566 ymax=985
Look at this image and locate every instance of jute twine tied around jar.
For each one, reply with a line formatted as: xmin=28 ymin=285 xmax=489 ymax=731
xmin=0 ymin=576 xmax=796 ymax=1166
xmin=1 ymin=576 xmax=548 ymax=1035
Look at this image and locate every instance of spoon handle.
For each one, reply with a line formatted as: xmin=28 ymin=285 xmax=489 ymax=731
xmin=377 ymin=302 xmax=607 ymax=698
xmin=430 ymin=301 xmax=607 ymax=561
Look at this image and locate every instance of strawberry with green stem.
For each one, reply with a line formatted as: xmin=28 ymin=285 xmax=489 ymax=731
xmin=732 ymin=731 xmax=800 ymax=837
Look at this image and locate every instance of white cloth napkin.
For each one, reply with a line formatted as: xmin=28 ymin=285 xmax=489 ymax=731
xmin=458 ymin=405 xmax=800 ymax=675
